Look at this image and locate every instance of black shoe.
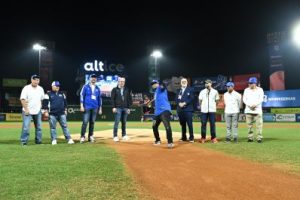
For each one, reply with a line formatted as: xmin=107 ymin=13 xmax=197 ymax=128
xmin=233 ymin=138 xmax=238 ymax=143
xmin=21 ymin=143 xmax=27 ymax=146
xmin=247 ymin=139 xmax=253 ymax=142
xmin=257 ymin=139 xmax=262 ymax=143
xmin=179 ymin=138 xmax=187 ymax=142
xmin=35 ymin=141 xmax=42 ymax=144
xmin=225 ymin=138 xmax=231 ymax=143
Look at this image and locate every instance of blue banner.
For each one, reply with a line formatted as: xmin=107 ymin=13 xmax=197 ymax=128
xmin=263 ymin=113 xmax=276 ymax=122
xmin=296 ymin=114 xmax=300 ymax=122
xmin=193 ymin=75 xmax=227 ymax=91
xmin=263 ymin=89 xmax=300 ymax=108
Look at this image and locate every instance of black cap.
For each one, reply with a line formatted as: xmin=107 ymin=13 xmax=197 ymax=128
xmin=90 ymin=74 xmax=97 ymax=78
xmin=31 ymin=74 xmax=40 ymax=79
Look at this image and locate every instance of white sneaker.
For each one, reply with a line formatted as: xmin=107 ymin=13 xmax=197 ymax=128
xmin=113 ymin=137 xmax=119 ymax=142
xmin=167 ymin=143 xmax=174 ymax=148
xmin=68 ymin=139 xmax=74 ymax=144
xmin=80 ymin=137 xmax=85 ymax=144
xmin=153 ymin=141 xmax=161 ymax=145
xmin=122 ymin=135 xmax=130 ymax=141
xmin=52 ymin=140 xmax=57 ymax=145
xmin=89 ymin=136 xmax=95 ymax=143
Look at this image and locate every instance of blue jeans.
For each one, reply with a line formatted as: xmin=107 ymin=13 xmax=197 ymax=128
xmin=81 ymin=108 xmax=98 ymax=139
xmin=201 ymin=112 xmax=216 ymax=140
xmin=113 ymin=108 xmax=128 ymax=137
xmin=49 ymin=114 xmax=71 ymax=141
xmin=20 ymin=111 xmax=42 ymax=144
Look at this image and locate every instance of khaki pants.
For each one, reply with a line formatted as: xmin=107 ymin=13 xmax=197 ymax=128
xmin=246 ymin=114 xmax=263 ymax=140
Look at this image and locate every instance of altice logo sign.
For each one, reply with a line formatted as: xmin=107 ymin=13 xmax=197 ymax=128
xmin=84 ymin=60 xmax=124 ymax=72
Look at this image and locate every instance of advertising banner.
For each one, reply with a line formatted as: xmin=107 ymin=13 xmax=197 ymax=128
xmin=275 ymin=114 xmax=296 ymax=122
xmin=6 ymin=113 xmax=22 ymax=121
xmin=263 ymin=90 xmax=300 ymax=108
xmin=3 ymin=79 xmax=27 ymax=87
xmin=66 ymin=105 xmax=142 ymax=121
xmin=0 ymin=113 xmax=5 ymax=121
xmin=296 ymin=114 xmax=300 ymax=122
xmin=263 ymin=113 xmax=276 ymax=122
xmin=193 ymin=75 xmax=227 ymax=92
xmin=271 ymin=108 xmax=300 ymax=114
xmin=232 ymin=73 xmax=260 ymax=91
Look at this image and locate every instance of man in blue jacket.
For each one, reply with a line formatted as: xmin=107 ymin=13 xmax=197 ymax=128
xmin=80 ymin=74 xmax=102 ymax=143
xmin=151 ymin=80 xmax=174 ymax=148
xmin=43 ymin=81 xmax=74 ymax=145
xmin=176 ymin=78 xmax=194 ymax=142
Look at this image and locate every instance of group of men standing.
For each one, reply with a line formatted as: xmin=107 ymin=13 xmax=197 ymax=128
xmin=173 ymin=76 xmax=264 ymax=145
xmin=19 ymin=74 xmax=132 ymax=146
xmin=19 ymin=73 xmax=264 ymax=148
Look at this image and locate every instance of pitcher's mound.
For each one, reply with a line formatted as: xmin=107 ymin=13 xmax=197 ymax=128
xmin=70 ymin=128 xmax=193 ymax=142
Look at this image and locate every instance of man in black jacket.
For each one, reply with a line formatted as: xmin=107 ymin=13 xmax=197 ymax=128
xmin=42 ymin=81 xmax=74 ymax=145
xmin=111 ymin=76 xmax=132 ymax=142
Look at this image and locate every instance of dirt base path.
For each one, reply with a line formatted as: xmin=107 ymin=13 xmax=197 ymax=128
xmin=72 ymin=129 xmax=300 ymax=200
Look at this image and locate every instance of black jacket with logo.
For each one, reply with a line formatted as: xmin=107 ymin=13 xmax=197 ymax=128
xmin=111 ymin=87 xmax=132 ymax=108
xmin=42 ymin=91 xmax=67 ymax=116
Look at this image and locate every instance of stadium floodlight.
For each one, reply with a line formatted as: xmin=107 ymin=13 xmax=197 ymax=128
xmin=151 ymin=50 xmax=162 ymax=80
xmin=151 ymin=50 xmax=162 ymax=58
xmin=32 ymin=43 xmax=47 ymax=75
xmin=292 ymin=22 xmax=300 ymax=48
xmin=33 ymin=43 xmax=46 ymax=51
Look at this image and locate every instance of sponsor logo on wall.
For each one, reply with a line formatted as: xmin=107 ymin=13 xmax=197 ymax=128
xmin=275 ymin=114 xmax=296 ymax=122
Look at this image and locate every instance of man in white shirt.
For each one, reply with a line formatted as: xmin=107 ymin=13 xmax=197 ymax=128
xmin=224 ymin=82 xmax=242 ymax=143
xmin=198 ymin=79 xmax=220 ymax=143
xmin=243 ymin=77 xmax=264 ymax=143
xmin=20 ymin=75 xmax=45 ymax=146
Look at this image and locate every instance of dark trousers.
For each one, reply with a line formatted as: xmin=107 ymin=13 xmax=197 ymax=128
xmin=113 ymin=108 xmax=128 ymax=137
xmin=201 ymin=112 xmax=216 ymax=140
xmin=178 ymin=111 xmax=194 ymax=140
xmin=81 ymin=108 xmax=98 ymax=139
xmin=152 ymin=111 xmax=173 ymax=143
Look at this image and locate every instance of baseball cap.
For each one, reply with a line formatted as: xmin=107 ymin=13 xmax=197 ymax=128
xmin=205 ymin=79 xmax=212 ymax=84
xmin=226 ymin=82 xmax=234 ymax=87
xmin=90 ymin=74 xmax=97 ymax=78
xmin=31 ymin=74 xmax=40 ymax=80
xmin=248 ymin=77 xmax=258 ymax=84
xmin=51 ymin=81 xmax=60 ymax=87
xmin=150 ymin=80 xmax=159 ymax=85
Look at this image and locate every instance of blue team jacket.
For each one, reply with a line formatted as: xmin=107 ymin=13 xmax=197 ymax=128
xmin=154 ymin=85 xmax=171 ymax=116
xmin=80 ymin=84 xmax=102 ymax=109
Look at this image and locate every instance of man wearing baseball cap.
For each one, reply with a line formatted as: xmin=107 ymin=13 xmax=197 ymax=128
xmin=151 ymin=79 xmax=174 ymax=148
xmin=243 ymin=77 xmax=264 ymax=143
xmin=80 ymin=74 xmax=102 ymax=143
xmin=198 ymin=79 xmax=220 ymax=143
xmin=224 ymin=81 xmax=242 ymax=143
xmin=20 ymin=74 xmax=45 ymax=145
xmin=42 ymin=81 xmax=74 ymax=145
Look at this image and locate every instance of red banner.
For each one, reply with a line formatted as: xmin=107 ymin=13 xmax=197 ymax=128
xmin=232 ymin=73 xmax=260 ymax=91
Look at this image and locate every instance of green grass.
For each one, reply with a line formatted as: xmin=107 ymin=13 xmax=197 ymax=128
xmin=1 ymin=121 xmax=300 ymax=199
xmin=0 ymin=122 xmax=139 ymax=200
xmin=196 ymin=122 xmax=300 ymax=174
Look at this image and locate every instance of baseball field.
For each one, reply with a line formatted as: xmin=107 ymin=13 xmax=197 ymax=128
xmin=1 ymin=121 xmax=300 ymax=200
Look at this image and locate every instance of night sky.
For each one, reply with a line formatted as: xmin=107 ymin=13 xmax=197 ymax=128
xmin=1 ymin=1 xmax=300 ymax=103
